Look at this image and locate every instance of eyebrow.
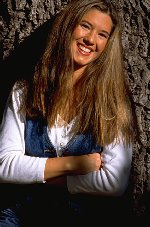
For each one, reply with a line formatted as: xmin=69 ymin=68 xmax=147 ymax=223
xmin=81 ymin=20 xmax=111 ymax=36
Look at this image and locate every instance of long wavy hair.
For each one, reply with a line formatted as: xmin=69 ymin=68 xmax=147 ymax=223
xmin=17 ymin=0 xmax=137 ymax=146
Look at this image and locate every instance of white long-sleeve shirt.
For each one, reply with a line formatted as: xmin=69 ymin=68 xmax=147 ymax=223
xmin=0 ymin=85 xmax=132 ymax=196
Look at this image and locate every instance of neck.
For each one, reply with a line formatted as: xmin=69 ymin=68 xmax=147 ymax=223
xmin=73 ymin=65 xmax=86 ymax=84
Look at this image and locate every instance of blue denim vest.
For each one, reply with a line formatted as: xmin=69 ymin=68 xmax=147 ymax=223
xmin=25 ymin=119 xmax=102 ymax=158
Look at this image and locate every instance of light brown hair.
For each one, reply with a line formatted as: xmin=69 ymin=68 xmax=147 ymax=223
xmin=17 ymin=0 xmax=137 ymax=146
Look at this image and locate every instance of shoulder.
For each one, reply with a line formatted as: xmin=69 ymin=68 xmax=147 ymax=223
xmin=7 ymin=82 xmax=26 ymax=121
xmin=9 ymin=82 xmax=24 ymax=106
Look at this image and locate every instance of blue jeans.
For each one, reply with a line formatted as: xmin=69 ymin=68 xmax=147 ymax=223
xmin=0 ymin=208 xmax=20 ymax=227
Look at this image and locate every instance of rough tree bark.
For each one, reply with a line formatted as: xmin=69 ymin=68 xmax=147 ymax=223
xmin=0 ymin=0 xmax=150 ymax=220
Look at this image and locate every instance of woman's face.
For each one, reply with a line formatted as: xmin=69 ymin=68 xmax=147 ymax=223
xmin=71 ymin=8 xmax=113 ymax=71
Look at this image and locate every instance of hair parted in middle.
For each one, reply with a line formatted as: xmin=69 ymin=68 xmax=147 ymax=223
xmin=18 ymin=0 xmax=135 ymax=146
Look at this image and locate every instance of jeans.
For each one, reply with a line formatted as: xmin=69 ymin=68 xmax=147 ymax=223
xmin=0 ymin=208 xmax=20 ymax=227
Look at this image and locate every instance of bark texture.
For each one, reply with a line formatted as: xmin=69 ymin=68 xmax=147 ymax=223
xmin=0 ymin=0 xmax=150 ymax=220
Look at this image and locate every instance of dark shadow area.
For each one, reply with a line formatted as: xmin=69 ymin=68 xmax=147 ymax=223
xmin=0 ymin=15 xmax=56 ymax=123
xmin=139 ymin=191 xmax=150 ymax=222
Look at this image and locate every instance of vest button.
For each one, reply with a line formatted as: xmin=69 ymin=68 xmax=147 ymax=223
xmin=60 ymin=142 xmax=64 ymax=147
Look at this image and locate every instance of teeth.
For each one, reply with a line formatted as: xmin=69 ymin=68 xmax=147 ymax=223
xmin=79 ymin=45 xmax=91 ymax=53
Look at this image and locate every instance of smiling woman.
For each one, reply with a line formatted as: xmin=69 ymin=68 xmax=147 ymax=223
xmin=72 ymin=9 xmax=113 ymax=74
xmin=0 ymin=0 xmax=137 ymax=226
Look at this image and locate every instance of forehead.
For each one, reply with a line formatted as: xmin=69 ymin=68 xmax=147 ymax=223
xmin=81 ymin=8 xmax=113 ymax=32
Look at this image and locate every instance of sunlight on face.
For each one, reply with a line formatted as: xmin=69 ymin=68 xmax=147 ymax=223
xmin=71 ymin=8 xmax=113 ymax=72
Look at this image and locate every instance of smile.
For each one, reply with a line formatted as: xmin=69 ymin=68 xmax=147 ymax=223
xmin=78 ymin=44 xmax=92 ymax=54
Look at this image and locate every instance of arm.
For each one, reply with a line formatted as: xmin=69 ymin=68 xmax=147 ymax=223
xmin=45 ymin=152 xmax=101 ymax=187
xmin=67 ymin=138 xmax=132 ymax=196
xmin=44 ymin=152 xmax=101 ymax=180
xmin=0 ymin=87 xmax=46 ymax=183
xmin=0 ymin=85 xmax=101 ymax=184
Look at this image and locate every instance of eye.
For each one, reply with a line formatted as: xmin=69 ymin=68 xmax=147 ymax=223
xmin=98 ymin=32 xmax=109 ymax=39
xmin=80 ymin=23 xmax=90 ymax=30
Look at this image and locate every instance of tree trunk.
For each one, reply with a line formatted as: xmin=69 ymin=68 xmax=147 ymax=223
xmin=112 ymin=0 xmax=150 ymax=220
xmin=0 ymin=0 xmax=150 ymax=220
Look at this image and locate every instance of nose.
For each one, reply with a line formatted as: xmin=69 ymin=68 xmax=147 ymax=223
xmin=83 ymin=31 xmax=96 ymax=45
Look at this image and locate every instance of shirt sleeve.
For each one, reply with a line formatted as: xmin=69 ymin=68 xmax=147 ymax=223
xmin=0 ymin=86 xmax=47 ymax=183
xmin=67 ymin=138 xmax=132 ymax=196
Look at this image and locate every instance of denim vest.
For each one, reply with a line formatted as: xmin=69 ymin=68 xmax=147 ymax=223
xmin=25 ymin=119 xmax=102 ymax=158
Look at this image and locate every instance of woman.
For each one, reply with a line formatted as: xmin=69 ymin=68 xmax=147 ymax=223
xmin=0 ymin=0 xmax=136 ymax=226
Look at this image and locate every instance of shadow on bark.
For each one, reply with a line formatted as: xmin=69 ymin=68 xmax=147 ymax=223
xmin=0 ymin=16 xmax=56 ymax=122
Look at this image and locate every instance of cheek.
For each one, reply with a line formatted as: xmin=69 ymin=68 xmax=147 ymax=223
xmin=72 ymin=27 xmax=84 ymax=40
xmin=97 ymin=40 xmax=108 ymax=53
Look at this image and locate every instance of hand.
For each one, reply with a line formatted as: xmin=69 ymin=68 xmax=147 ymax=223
xmin=69 ymin=153 xmax=101 ymax=175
